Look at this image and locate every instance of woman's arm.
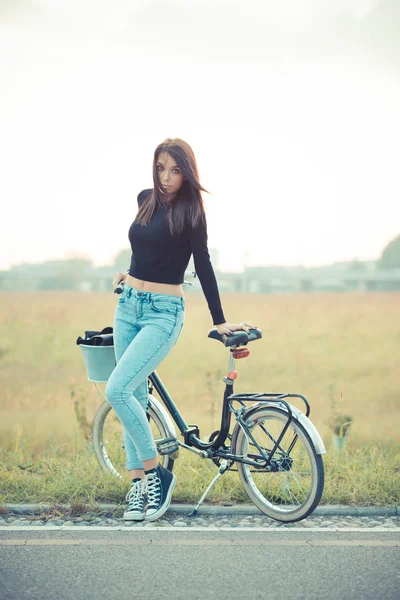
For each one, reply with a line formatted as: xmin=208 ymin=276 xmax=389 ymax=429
xmin=188 ymin=216 xmax=256 ymax=335
xmin=188 ymin=217 xmax=227 ymax=326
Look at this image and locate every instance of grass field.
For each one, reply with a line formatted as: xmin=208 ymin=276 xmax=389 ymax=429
xmin=1 ymin=290 xmax=399 ymax=506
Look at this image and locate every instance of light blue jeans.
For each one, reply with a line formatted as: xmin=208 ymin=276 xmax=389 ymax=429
xmin=105 ymin=284 xmax=185 ymax=470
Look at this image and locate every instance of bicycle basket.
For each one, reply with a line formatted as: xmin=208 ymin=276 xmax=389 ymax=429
xmin=76 ymin=327 xmax=116 ymax=382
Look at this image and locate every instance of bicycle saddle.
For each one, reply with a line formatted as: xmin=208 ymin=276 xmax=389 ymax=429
xmin=207 ymin=327 xmax=262 ymax=347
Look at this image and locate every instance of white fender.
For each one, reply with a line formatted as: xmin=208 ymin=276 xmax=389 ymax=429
xmin=246 ymin=401 xmax=327 ymax=455
xmin=147 ymin=394 xmax=178 ymax=441
xmin=283 ymin=404 xmax=327 ymax=455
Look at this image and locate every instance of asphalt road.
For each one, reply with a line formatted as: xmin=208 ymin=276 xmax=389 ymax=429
xmin=1 ymin=528 xmax=399 ymax=600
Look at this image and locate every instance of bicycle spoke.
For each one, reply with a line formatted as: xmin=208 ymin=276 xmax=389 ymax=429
xmin=285 ymin=470 xmax=310 ymax=498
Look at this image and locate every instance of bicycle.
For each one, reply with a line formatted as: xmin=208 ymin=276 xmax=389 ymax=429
xmin=77 ymin=273 xmax=326 ymax=523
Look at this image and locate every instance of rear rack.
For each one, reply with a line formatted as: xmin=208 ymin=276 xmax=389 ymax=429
xmin=228 ymin=392 xmax=311 ymax=418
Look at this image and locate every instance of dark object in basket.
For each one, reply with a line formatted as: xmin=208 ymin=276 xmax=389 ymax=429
xmin=76 ymin=327 xmax=116 ymax=382
xmin=76 ymin=326 xmax=114 ymax=347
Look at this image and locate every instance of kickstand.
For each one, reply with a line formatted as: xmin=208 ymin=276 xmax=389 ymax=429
xmin=188 ymin=460 xmax=231 ymax=518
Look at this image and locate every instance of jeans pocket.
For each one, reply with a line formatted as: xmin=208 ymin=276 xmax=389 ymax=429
xmin=150 ymin=299 xmax=177 ymax=315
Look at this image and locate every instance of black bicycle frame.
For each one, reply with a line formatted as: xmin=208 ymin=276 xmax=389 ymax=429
xmin=148 ymin=371 xmax=233 ymax=451
xmin=148 ymin=371 xmax=310 ymax=468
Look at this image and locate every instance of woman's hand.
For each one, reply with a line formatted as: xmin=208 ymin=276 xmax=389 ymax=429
xmin=112 ymin=272 xmax=127 ymax=289
xmin=215 ymin=321 xmax=257 ymax=336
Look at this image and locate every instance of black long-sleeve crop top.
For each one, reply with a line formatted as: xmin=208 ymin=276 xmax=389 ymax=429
xmin=128 ymin=189 xmax=226 ymax=326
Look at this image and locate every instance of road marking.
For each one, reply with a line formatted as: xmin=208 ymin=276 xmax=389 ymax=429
xmin=1 ymin=526 xmax=400 ymax=533
xmin=0 ymin=538 xmax=399 ymax=547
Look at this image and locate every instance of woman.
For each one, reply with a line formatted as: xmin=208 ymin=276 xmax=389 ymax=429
xmin=105 ymin=138 xmax=254 ymax=522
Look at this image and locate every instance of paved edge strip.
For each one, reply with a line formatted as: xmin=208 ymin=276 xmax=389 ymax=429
xmin=1 ymin=526 xmax=400 ymax=533
xmin=0 ymin=536 xmax=399 ymax=546
xmin=2 ymin=503 xmax=399 ymax=517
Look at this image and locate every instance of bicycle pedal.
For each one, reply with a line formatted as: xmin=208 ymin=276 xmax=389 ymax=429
xmin=156 ymin=437 xmax=179 ymax=455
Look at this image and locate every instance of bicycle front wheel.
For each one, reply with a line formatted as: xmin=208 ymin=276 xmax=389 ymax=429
xmin=232 ymin=406 xmax=324 ymax=522
xmin=92 ymin=399 xmax=175 ymax=480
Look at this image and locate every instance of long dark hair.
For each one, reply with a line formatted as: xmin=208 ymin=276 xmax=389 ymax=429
xmin=135 ymin=138 xmax=209 ymax=235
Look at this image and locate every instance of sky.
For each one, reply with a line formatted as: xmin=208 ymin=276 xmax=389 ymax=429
xmin=1 ymin=0 xmax=399 ymax=272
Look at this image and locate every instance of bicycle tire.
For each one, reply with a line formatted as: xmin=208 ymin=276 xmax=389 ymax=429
xmin=231 ymin=406 xmax=324 ymax=522
xmin=92 ymin=399 xmax=175 ymax=479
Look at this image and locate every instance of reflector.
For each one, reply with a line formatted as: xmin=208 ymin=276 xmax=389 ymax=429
xmin=233 ymin=348 xmax=250 ymax=359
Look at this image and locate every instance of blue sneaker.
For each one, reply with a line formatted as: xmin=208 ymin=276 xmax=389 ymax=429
xmin=144 ymin=465 xmax=176 ymax=522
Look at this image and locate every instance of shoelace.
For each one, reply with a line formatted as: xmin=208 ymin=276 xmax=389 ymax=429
xmin=125 ymin=480 xmax=145 ymax=510
xmin=144 ymin=472 xmax=161 ymax=506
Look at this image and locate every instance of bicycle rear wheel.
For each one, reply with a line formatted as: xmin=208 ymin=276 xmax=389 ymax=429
xmin=232 ymin=406 xmax=324 ymax=522
xmin=92 ymin=398 xmax=175 ymax=480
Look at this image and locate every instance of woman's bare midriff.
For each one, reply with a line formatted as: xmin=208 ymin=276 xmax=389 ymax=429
xmin=125 ymin=274 xmax=184 ymax=297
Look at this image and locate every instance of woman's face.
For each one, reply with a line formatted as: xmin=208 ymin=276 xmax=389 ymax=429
xmin=156 ymin=152 xmax=184 ymax=199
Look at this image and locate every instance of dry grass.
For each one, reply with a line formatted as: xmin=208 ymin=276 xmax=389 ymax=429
xmin=0 ymin=290 xmax=399 ymax=505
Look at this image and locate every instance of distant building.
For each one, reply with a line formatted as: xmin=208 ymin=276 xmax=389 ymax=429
xmin=1 ymin=255 xmax=400 ymax=293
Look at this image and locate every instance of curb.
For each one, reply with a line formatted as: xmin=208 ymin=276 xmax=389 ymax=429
xmin=2 ymin=503 xmax=399 ymax=518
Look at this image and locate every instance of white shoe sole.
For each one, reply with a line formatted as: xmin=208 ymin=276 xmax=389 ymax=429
xmin=144 ymin=474 xmax=177 ymax=522
xmin=123 ymin=512 xmax=145 ymax=521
